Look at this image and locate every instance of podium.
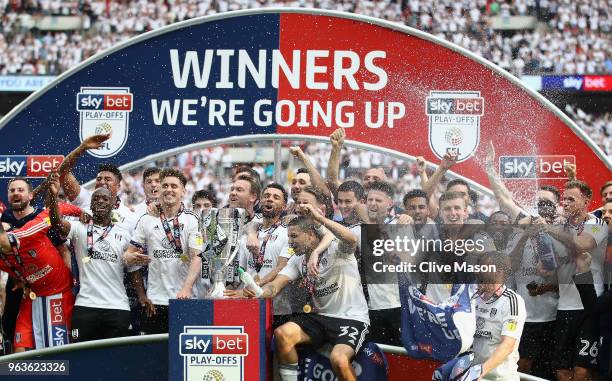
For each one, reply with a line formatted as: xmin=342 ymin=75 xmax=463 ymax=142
xmin=169 ymin=299 xmax=273 ymax=381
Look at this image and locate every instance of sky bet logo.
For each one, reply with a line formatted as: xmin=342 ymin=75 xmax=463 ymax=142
xmin=180 ymin=334 xmax=248 ymax=356
xmin=76 ymin=92 xmax=133 ymax=112
xmin=50 ymin=295 xmax=69 ymax=346
xmin=499 ymin=155 xmax=575 ymax=179
xmin=426 ymin=96 xmax=484 ymax=115
xmin=0 ymin=155 xmax=64 ymax=178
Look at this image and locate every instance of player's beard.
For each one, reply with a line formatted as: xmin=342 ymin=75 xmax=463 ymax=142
xmin=261 ymin=206 xmax=280 ymax=219
xmin=11 ymin=199 xmax=29 ymax=212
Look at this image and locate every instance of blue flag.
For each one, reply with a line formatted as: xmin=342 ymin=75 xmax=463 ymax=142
xmin=298 ymin=341 xmax=388 ymax=381
xmin=433 ymin=352 xmax=482 ymax=381
xmin=399 ymin=277 xmax=476 ymax=362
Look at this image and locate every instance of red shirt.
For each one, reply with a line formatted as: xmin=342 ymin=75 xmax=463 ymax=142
xmin=0 ymin=203 xmax=81 ymax=296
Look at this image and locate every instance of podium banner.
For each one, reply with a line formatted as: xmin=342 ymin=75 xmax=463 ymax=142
xmin=169 ymin=299 xmax=272 ymax=381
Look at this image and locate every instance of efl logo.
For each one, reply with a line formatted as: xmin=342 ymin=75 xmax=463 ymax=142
xmin=76 ymin=93 xmax=133 ymax=112
xmin=180 ymin=334 xmax=248 ymax=356
xmin=426 ymin=91 xmax=484 ymax=163
xmin=49 ymin=296 xmax=69 ymax=346
xmin=0 ymin=155 xmax=64 ymax=178
xmin=426 ymin=97 xmax=484 ymax=116
xmin=499 ymin=155 xmax=575 ymax=179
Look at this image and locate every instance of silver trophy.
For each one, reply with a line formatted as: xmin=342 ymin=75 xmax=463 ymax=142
xmin=201 ymin=207 xmax=247 ymax=299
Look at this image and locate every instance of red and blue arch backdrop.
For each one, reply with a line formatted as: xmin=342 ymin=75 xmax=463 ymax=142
xmin=0 ymin=10 xmax=609 ymax=206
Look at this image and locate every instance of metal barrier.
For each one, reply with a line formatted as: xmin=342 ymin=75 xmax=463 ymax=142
xmin=377 ymin=344 xmax=550 ymax=381
xmin=0 ymin=336 xmax=549 ymax=381
xmin=0 ymin=334 xmax=168 ymax=362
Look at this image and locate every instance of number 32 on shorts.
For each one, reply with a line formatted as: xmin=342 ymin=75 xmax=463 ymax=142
xmin=339 ymin=326 xmax=359 ymax=345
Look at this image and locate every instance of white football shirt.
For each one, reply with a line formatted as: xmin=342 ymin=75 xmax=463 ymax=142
xmin=556 ymin=218 xmax=608 ymax=310
xmin=473 ymin=286 xmax=526 ymax=381
xmin=67 ymin=221 xmax=131 ymax=311
xmin=131 ymin=208 xmax=203 ymax=305
xmin=238 ymin=223 xmax=292 ymax=315
xmin=280 ymin=238 xmax=370 ymax=324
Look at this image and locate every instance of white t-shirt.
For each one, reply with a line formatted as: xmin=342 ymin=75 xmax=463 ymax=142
xmin=474 ymin=286 xmax=526 ymax=381
xmin=514 ymin=236 xmax=559 ymax=322
xmin=131 ymin=208 xmax=202 ymax=306
xmin=556 ymin=218 xmax=608 ymax=311
xmin=280 ymin=238 xmax=370 ymax=324
xmin=67 ymin=220 xmax=131 ymax=311
xmin=133 ymin=201 xmax=149 ymax=218
xmin=237 ymin=223 xmax=292 ymax=315
xmin=73 ymin=187 xmax=138 ymax=238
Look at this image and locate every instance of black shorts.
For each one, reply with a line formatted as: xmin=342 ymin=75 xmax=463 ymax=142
xmin=519 ymin=320 xmax=556 ymax=360
xmin=71 ymin=305 xmax=131 ymax=343
xmin=290 ymin=314 xmax=369 ymax=353
xmin=554 ymin=310 xmax=600 ymax=370
xmin=368 ymin=308 xmax=402 ymax=346
xmin=273 ymin=314 xmax=292 ymax=330
xmin=140 ymin=305 xmax=169 ymax=335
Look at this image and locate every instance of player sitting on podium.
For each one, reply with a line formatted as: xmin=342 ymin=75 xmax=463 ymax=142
xmin=229 ymin=207 xmax=369 ymax=381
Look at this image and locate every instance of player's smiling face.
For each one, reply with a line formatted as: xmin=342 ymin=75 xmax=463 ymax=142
xmin=562 ymin=187 xmax=589 ymax=218
xmin=440 ymin=197 xmax=467 ymax=225
xmin=8 ymin=179 xmax=32 ymax=212
xmin=91 ymin=188 xmax=113 ymax=220
xmin=366 ymin=190 xmax=391 ymax=222
xmin=229 ymin=179 xmax=255 ymax=209
xmin=161 ymin=176 xmax=184 ymax=206
xmin=290 ymin=173 xmax=310 ymax=200
xmin=287 ymin=225 xmax=314 ymax=256
xmin=261 ymin=188 xmax=285 ymax=218
xmin=404 ymin=197 xmax=428 ymax=224
xmin=95 ymin=171 xmax=120 ymax=198
xmin=144 ymin=172 xmax=161 ymax=201
xmin=337 ymin=190 xmax=359 ymax=219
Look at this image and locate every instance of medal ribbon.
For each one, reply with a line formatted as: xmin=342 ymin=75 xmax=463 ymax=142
xmin=159 ymin=203 xmax=184 ymax=254
xmin=0 ymin=234 xmax=30 ymax=289
xmin=254 ymin=220 xmax=281 ymax=273
xmin=301 ymin=251 xmax=325 ymax=298
xmin=87 ymin=220 xmax=114 ymax=257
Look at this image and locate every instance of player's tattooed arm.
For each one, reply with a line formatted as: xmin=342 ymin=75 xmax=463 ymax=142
xmin=261 ymin=284 xmax=278 ymax=298
xmin=248 ymin=274 xmax=291 ymax=299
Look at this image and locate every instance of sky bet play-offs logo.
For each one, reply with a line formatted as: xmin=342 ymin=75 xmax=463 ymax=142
xmin=0 ymin=155 xmax=64 ymax=178
xmin=499 ymin=155 xmax=576 ymax=179
xmin=76 ymin=87 xmax=133 ymax=158
xmin=426 ymin=91 xmax=484 ymax=163
xmin=179 ymin=326 xmax=248 ymax=381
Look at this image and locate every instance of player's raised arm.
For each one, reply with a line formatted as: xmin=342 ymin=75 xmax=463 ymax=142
xmin=45 ymin=171 xmax=71 ymax=238
xmin=289 ymin=146 xmax=332 ymax=199
xmin=422 ymin=152 xmax=457 ymax=217
xmin=326 ymin=127 xmax=345 ymax=194
xmin=485 ymin=141 xmax=523 ymax=221
xmin=297 ymin=203 xmax=356 ymax=255
xmin=57 ymin=133 xmax=111 ymax=201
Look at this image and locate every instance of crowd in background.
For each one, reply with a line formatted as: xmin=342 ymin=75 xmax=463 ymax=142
xmin=117 ymin=141 xmax=498 ymax=215
xmin=0 ymin=0 xmax=609 ymax=77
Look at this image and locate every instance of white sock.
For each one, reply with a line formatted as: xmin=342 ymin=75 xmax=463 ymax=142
xmin=278 ymin=363 xmax=299 ymax=381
